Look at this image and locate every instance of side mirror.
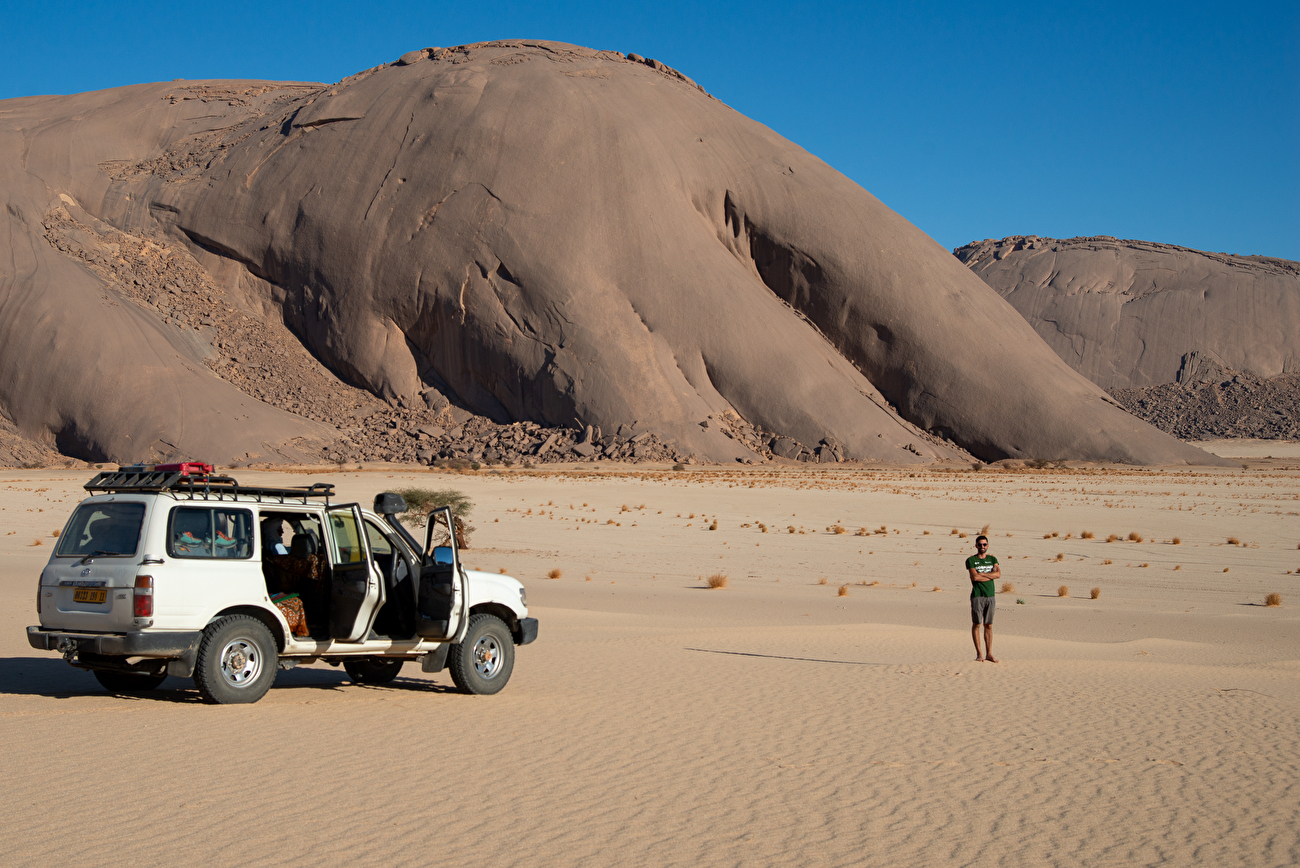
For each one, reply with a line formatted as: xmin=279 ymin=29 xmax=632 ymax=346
xmin=374 ymin=492 xmax=408 ymax=516
xmin=432 ymin=546 xmax=455 ymax=566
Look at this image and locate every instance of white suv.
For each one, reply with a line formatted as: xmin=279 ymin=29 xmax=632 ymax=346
xmin=27 ymin=467 xmax=537 ymax=704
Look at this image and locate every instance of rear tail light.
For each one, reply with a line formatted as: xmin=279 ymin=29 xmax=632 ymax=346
xmin=133 ymin=575 xmax=154 ymax=618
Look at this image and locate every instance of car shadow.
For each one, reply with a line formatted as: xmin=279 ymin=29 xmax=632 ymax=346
xmin=0 ymin=657 xmax=453 ymax=701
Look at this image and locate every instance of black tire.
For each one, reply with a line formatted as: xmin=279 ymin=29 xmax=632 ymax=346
xmin=193 ymin=615 xmax=278 ymax=704
xmin=343 ymin=657 xmax=404 ymax=685
xmin=93 ymin=669 xmax=167 ymax=693
xmin=447 ymin=614 xmax=515 ymax=695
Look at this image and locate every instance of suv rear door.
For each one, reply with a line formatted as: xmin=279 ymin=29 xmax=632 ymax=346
xmin=40 ymin=498 xmax=150 ymax=632
xmin=325 ymin=505 xmax=383 ymax=641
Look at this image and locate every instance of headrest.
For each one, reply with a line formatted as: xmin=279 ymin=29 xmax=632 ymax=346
xmin=289 ymin=533 xmax=318 ymax=557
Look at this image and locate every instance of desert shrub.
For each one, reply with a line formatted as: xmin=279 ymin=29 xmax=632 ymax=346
xmin=837 ymin=584 xmax=849 ymax=596
xmin=672 ymin=464 xmax=686 ymax=471
xmin=1128 ymin=532 xmax=1143 ymax=542
xmin=958 ymin=532 xmax=968 ymax=539
xmin=1265 ymin=592 xmax=1282 ymax=607
xmin=1090 ymin=587 xmax=1101 ymax=599
xmin=931 ymin=585 xmax=942 ymax=592
xmin=981 ymin=524 xmax=990 ymax=534
xmin=1107 ymin=534 xmax=1119 ymax=543
xmin=832 ymin=525 xmax=846 ymax=534
xmin=1057 ymin=585 xmax=1069 ymax=597
xmin=31 ymin=539 xmax=42 ymax=546
xmin=1054 ymin=553 xmax=1064 ymax=562
xmin=707 ymin=573 xmax=728 ymax=589
xmin=546 ymin=568 xmax=563 ymax=580
xmin=1103 ymin=559 xmax=1112 ymax=565
xmin=817 ymin=577 xmax=828 ymax=585
xmin=1000 ymin=581 xmax=1015 ymax=594
xmin=708 ymin=520 xmax=718 ymax=530
xmin=498 ymin=567 xmax=508 ymax=574
xmin=1227 ymin=537 xmax=1241 ymax=546
xmin=1081 ymin=530 xmax=1095 ymax=539
xmin=1224 ymin=568 xmax=1230 ymax=573
xmin=1173 ymin=565 xmax=1181 ymax=570
xmin=1016 ymin=598 xmax=1025 ymax=605
xmin=51 ymin=529 xmax=60 ymax=537
xmin=395 ymin=487 xmax=473 ymax=525
xmin=950 ymin=528 xmax=959 ymax=535
xmin=1172 ymin=537 xmax=1181 ymax=545
xmin=1043 ymin=533 xmax=1052 ymax=539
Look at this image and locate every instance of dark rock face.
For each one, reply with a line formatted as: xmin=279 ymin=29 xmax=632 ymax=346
xmin=956 ymin=235 xmax=1300 ymax=390
xmin=0 ymin=42 xmax=1223 ymax=466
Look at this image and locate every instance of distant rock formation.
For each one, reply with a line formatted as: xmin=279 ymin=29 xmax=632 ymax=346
xmin=0 ymin=42 xmax=1222 ymax=465
xmin=956 ymin=235 xmax=1300 ymax=389
xmin=957 ymin=235 xmax=1299 ymax=442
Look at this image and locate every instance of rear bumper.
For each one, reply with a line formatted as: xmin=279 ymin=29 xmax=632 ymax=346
xmin=27 ymin=626 xmax=202 ymax=658
xmin=515 ymin=617 xmax=539 ymax=646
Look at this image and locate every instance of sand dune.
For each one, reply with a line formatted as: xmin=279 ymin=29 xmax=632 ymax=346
xmin=2 ymin=463 xmax=1297 ymax=866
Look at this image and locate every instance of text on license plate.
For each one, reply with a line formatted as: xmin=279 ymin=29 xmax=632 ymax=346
xmin=73 ymin=588 xmax=107 ymax=604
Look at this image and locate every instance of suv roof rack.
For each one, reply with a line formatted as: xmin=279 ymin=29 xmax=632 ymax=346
xmin=84 ymin=470 xmax=334 ymax=505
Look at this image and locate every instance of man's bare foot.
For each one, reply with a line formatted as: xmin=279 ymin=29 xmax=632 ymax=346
xmin=985 ymin=655 xmax=999 ymax=663
xmin=975 ymin=655 xmax=984 ymax=661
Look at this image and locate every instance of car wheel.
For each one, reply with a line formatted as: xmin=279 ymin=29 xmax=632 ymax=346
xmin=343 ymin=657 xmax=404 ymax=684
xmin=93 ymin=669 xmax=168 ymax=693
xmin=193 ymin=615 xmax=278 ymax=704
xmin=447 ymin=613 xmax=515 ymax=695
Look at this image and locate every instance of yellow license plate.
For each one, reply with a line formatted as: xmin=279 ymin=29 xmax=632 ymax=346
xmin=73 ymin=588 xmax=107 ymax=604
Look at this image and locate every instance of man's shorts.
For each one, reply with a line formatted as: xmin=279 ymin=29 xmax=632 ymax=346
xmin=971 ymin=596 xmax=996 ymax=625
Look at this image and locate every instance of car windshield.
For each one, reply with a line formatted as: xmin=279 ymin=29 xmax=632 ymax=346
xmin=56 ymin=502 xmax=146 ymax=557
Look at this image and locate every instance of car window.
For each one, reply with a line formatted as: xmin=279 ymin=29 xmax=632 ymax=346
xmin=56 ymin=502 xmax=145 ymax=557
xmin=169 ymin=507 xmax=254 ymax=559
xmin=364 ymin=521 xmax=393 ymax=555
xmin=328 ymin=510 xmax=365 ymax=564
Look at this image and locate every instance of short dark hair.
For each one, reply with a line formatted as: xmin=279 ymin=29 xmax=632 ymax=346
xmin=975 ymin=535 xmax=988 ymax=545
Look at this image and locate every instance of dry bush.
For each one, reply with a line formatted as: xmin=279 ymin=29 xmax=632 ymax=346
xmin=1054 ymin=553 xmax=1064 ymax=562
xmin=868 ymin=580 xmax=879 ymax=587
xmin=1000 ymin=581 xmax=1015 ymax=594
xmin=981 ymin=524 xmax=990 ymax=535
xmin=1172 ymin=537 xmax=1181 ymax=545
xmin=788 ymin=526 xmax=796 ymax=534
xmin=707 ymin=573 xmax=729 ymax=589
xmin=931 ymin=585 xmax=942 ymax=592
xmin=1140 ymin=563 xmax=1149 ymax=568
xmin=1043 ymin=533 xmax=1052 ymax=539
xmin=1224 ymin=567 xmax=1230 ymax=573
xmin=498 ymin=567 xmax=507 ymax=574
xmin=1081 ymin=530 xmax=1095 ymax=539
xmin=832 ymin=525 xmax=847 ymax=534
xmin=1173 ymin=565 xmax=1181 ymax=571
xmin=958 ymin=532 xmax=968 ymax=539
xmin=585 ymin=575 xmax=592 ymax=582
xmin=855 ymin=527 xmax=868 ymax=536
xmin=1265 ymin=592 xmax=1282 ymax=607
xmin=1227 ymin=537 xmax=1241 ymax=546
xmin=950 ymin=528 xmax=959 ymax=535
xmin=606 ymin=519 xmax=616 ymax=525
xmin=837 ymin=584 xmax=849 ymax=597
xmin=51 ymin=529 xmax=60 ymax=537
xmin=31 ymin=539 xmax=42 ymax=546
xmin=922 ymin=530 xmax=931 ymax=535
xmin=1107 ymin=534 xmax=1119 ymax=543
xmin=817 ymin=576 xmax=828 ymax=585
xmin=1057 ymin=585 xmax=1069 ymax=597
xmin=1103 ymin=559 xmax=1112 ymax=565
xmin=708 ymin=520 xmax=718 ymax=530
xmin=546 ymin=569 xmax=563 ymax=579
xmin=1128 ymin=532 xmax=1143 ymax=542
xmin=1090 ymin=587 xmax=1101 ymax=599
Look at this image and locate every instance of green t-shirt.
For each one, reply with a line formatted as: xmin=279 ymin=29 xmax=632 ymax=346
xmin=966 ymin=554 xmax=998 ymax=597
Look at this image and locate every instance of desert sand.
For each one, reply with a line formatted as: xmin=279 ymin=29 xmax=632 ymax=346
xmin=2 ymin=460 xmax=1297 ymax=866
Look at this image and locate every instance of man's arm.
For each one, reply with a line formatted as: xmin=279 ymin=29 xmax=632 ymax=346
xmin=969 ymin=565 xmax=1002 ymax=584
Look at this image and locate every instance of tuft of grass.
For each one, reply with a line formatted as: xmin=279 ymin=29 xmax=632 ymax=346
xmin=1223 ymin=567 xmax=1230 ymax=573
xmin=1016 ymin=598 xmax=1026 ymax=605
xmin=708 ymin=520 xmax=718 ymax=530
xmin=788 ymin=526 xmax=796 ymax=534
xmin=1057 ymin=585 xmax=1069 ymax=597
xmin=1107 ymin=534 xmax=1119 ymax=543
xmin=499 ymin=567 xmax=508 ymax=574
xmin=1128 ymin=532 xmax=1143 ymax=542
xmin=931 ymin=585 xmax=942 ymax=592
xmin=1081 ymin=530 xmax=1095 ymax=539
xmin=1171 ymin=537 xmax=1181 ymax=545
xmin=1090 ymin=587 xmax=1101 ymax=599
xmin=585 ymin=575 xmax=592 ymax=582
xmin=1227 ymin=537 xmax=1241 ymax=546
xmin=1265 ymin=592 xmax=1282 ymax=607
xmin=981 ymin=524 xmax=990 ymax=534
xmin=31 ymin=539 xmax=42 ymax=546
xmin=950 ymin=528 xmax=959 ymax=535
xmin=546 ymin=568 xmax=563 ymax=580
xmin=1174 ymin=565 xmax=1181 ymax=570
xmin=1000 ymin=581 xmax=1015 ymax=594
xmin=1140 ymin=563 xmax=1149 ymax=568
xmin=958 ymin=532 xmax=968 ymax=539
xmin=832 ymin=524 xmax=846 ymax=534
xmin=707 ymin=573 xmax=729 ymax=589
xmin=837 ymin=584 xmax=849 ymax=597
xmin=1103 ymin=559 xmax=1113 ymax=565
xmin=1043 ymin=533 xmax=1052 ymax=539
xmin=817 ymin=577 xmax=828 ymax=585
xmin=51 ymin=529 xmax=60 ymax=537
xmin=1054 ymin=552 xmax=1064 ymax=562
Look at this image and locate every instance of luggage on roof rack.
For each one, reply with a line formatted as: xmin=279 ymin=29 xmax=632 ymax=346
xmin=83 ymin=470 xmax=334 ymax=504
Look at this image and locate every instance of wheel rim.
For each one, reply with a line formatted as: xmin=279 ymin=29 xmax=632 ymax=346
xmin=219 ymin=638 xmax=262 ymax=687
xmin=472 ymin=633 xmax=502 ymax=679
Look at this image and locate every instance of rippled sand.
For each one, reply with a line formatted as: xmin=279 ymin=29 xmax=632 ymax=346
xmin=3 ymin=462 xmax=1297 ymax=866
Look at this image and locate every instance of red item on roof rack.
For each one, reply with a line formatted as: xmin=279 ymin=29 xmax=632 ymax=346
xmin=155 ymin=462 xmax=214 ymax=476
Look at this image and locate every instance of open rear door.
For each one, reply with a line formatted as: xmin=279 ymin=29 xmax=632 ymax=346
xmin=417 ymin=506 xmax=466 ymax=640
xmin=326 ymin=504 xmax=383 ymax=642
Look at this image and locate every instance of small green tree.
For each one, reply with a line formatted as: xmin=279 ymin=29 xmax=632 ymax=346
xmin=393 ymin=487 xmax=476 ymax=544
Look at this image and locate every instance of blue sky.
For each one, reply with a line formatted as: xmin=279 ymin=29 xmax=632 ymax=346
xmin=4 ymin=1 xmax=1296 ymax=258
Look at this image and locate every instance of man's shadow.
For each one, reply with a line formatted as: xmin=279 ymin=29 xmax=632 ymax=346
xmin=0 ymin=657 xmax=456 ymax=702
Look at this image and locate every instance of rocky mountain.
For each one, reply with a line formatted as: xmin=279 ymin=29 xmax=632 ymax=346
xmin=0 ymin=42 xmax=1221 ymax=467
xmin=957 ymin=235 xmax=1299 ymax=441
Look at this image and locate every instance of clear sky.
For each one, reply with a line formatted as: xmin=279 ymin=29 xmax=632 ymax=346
xmin=3 ymin=1 xmax=1296 ymax=258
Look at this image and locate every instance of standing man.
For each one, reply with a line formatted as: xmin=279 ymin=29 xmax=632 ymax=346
xmin=966 ymin=534 xmax=1000 ymax=662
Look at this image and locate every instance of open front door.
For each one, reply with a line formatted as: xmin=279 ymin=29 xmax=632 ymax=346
xmin=326 ymin=504 xmax=383 ymax=642
xmin=417 ymin=506 xmax=466 ymax=640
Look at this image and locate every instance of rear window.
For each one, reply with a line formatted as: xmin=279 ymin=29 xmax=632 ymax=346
xmin=169 ymin=507 xmax=254 ymax=559
xmin=56 ymin=502 xmax=146 ymax=558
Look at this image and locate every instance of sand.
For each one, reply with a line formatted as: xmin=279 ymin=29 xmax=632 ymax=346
xmin=2 ymin=462 xmax=1298 ymax=866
